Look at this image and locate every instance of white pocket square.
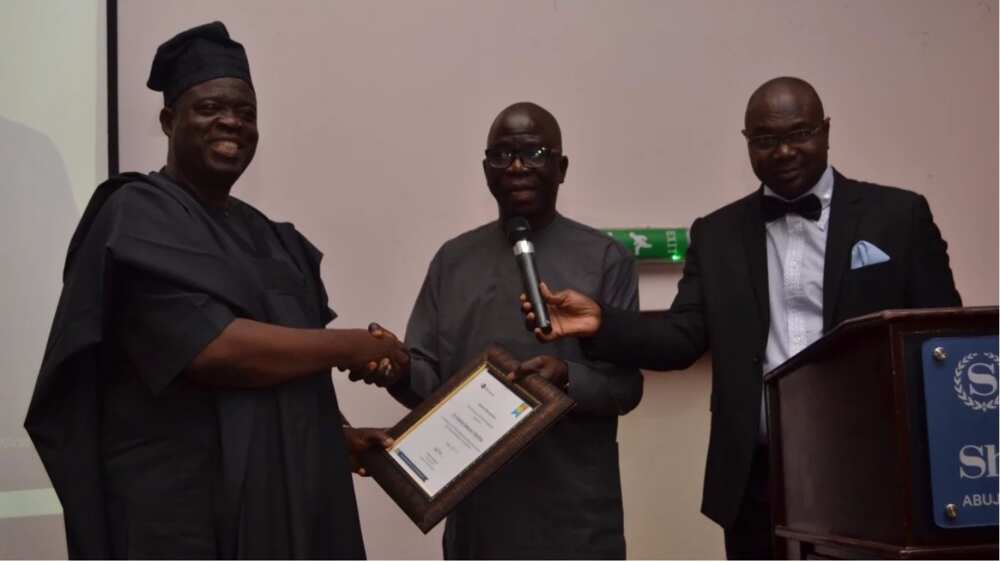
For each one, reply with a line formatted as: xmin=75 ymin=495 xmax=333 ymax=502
xmin=850 ymin=240 xmax=891 ymax=270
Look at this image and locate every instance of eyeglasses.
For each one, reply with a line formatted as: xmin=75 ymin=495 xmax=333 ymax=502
xmin=743 ymin=120 xmax=828 ymax=151
xmin=484 ymin=146 xmax=560 ymax=169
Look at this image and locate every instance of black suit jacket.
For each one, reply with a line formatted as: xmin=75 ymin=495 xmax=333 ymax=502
xmin=586 ymin=170 xmax=961 ymax=528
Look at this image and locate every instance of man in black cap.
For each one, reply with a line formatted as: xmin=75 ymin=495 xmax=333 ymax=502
xmin=26 ymin=21 xmax=404 ymax=559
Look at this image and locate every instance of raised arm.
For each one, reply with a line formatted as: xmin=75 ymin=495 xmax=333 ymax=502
xmin=524 ymin=219 xmax=711 ymax=372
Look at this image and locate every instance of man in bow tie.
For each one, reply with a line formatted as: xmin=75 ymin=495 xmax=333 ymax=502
xmin=522 ymin=76 xmax=961 ymax=559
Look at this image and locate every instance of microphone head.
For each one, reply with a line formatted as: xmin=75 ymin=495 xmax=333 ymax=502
xmin=504 ymin=217 xmax=531 ymax=244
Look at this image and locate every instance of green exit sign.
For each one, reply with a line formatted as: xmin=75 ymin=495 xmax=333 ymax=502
xmin=604 ymin=228 xmax=689 ymax=263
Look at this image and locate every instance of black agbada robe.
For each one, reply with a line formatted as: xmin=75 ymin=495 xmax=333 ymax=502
xmin=25 ymin=172 xmax=365 ymax=559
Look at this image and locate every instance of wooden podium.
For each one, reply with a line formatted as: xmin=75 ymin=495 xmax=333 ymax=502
xmin=764 ymin=307 xmax=999 ymax=559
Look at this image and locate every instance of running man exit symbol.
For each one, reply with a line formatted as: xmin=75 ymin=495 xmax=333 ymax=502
xmin=629 ymin=232 xmax=652 ymax=257
xmin=602 ymin=228 xmax=689 ymax=263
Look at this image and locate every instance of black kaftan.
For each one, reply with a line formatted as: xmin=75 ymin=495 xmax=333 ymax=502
xmin=25 ymin=172 xmax=365 ymax=559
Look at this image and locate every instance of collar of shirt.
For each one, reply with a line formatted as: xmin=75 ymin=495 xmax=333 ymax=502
xmin=495 ymin=212 xmax=565 ymax=244
xmin=762 ymin=165 xmax=834 ymax=231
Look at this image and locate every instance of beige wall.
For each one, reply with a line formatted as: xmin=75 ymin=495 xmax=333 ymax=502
xmin=1 ymin=1 xmax=106 ymax=557
xmin=118 ymin=1 xmax=998 ymax=559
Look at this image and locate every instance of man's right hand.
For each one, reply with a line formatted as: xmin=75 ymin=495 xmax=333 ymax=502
xmin=521 ymin=282 xmax=602 ymax=342
xmin=344 ymin=323 xmax=409 ymax=387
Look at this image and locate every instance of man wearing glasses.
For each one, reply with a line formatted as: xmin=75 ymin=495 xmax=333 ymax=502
xmin=382 ymin=102 xmax=643 ymax=558
xmin=522 ymin=77 xmax=961 ymax=559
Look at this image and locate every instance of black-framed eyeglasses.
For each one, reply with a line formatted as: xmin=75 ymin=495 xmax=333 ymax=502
xmin=742 ymin=119 xmax=828 ymax=151
xmin=484 ymin=146 xmax=561 ymax=169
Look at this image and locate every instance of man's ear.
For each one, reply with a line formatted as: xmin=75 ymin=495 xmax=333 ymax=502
xmin=558 ymin=155 xmax=569 ymax=184
xmin=159 ymin=106 xmax=175 ymax=137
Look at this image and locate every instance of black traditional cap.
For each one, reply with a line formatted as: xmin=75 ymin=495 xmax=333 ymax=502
xmin=147 ymin=21 xmax=253 ymax=106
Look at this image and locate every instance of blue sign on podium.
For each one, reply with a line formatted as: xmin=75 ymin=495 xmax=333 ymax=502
xmin=921 ymin=335 xmax=999 ymax=528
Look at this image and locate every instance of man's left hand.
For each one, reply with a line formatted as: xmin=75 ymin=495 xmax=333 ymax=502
xmin=509 ymin=355 xmax=569 ymax=390
xmin=343 ymin=426 xmax=394 ymax=477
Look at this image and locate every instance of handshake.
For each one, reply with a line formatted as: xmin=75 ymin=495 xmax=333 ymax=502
xmin=342 ymin=322 xmax=411 ymax=388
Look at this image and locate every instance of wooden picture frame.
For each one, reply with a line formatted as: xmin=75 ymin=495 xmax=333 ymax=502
xmin=358 ymin=345 xmax=575 ymax=533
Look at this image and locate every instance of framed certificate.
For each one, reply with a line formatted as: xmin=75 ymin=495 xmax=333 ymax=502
xmin=358 ymin=345 xmax=575 ymax=533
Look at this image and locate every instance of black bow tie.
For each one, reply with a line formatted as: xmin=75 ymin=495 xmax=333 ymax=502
xmin=762 ymin=193 xmax=822 ymax=222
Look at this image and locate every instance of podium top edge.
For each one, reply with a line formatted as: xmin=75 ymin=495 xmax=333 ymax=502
xmin=763 ymin=306 xmax=997 ymax=383
xmin=832 ymin=306 xmax=997 ymax=331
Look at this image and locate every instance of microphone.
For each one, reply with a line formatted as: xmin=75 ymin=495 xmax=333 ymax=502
xmin=504 ymin=217 xmax=552 ymax=334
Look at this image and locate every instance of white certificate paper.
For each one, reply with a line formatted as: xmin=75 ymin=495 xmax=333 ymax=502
xmin=388 ymin=364 xmax=535 ymax=498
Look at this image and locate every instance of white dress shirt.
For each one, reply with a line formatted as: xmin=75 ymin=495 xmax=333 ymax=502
xmin=759 ymin=165 xmax=834 ymax=441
